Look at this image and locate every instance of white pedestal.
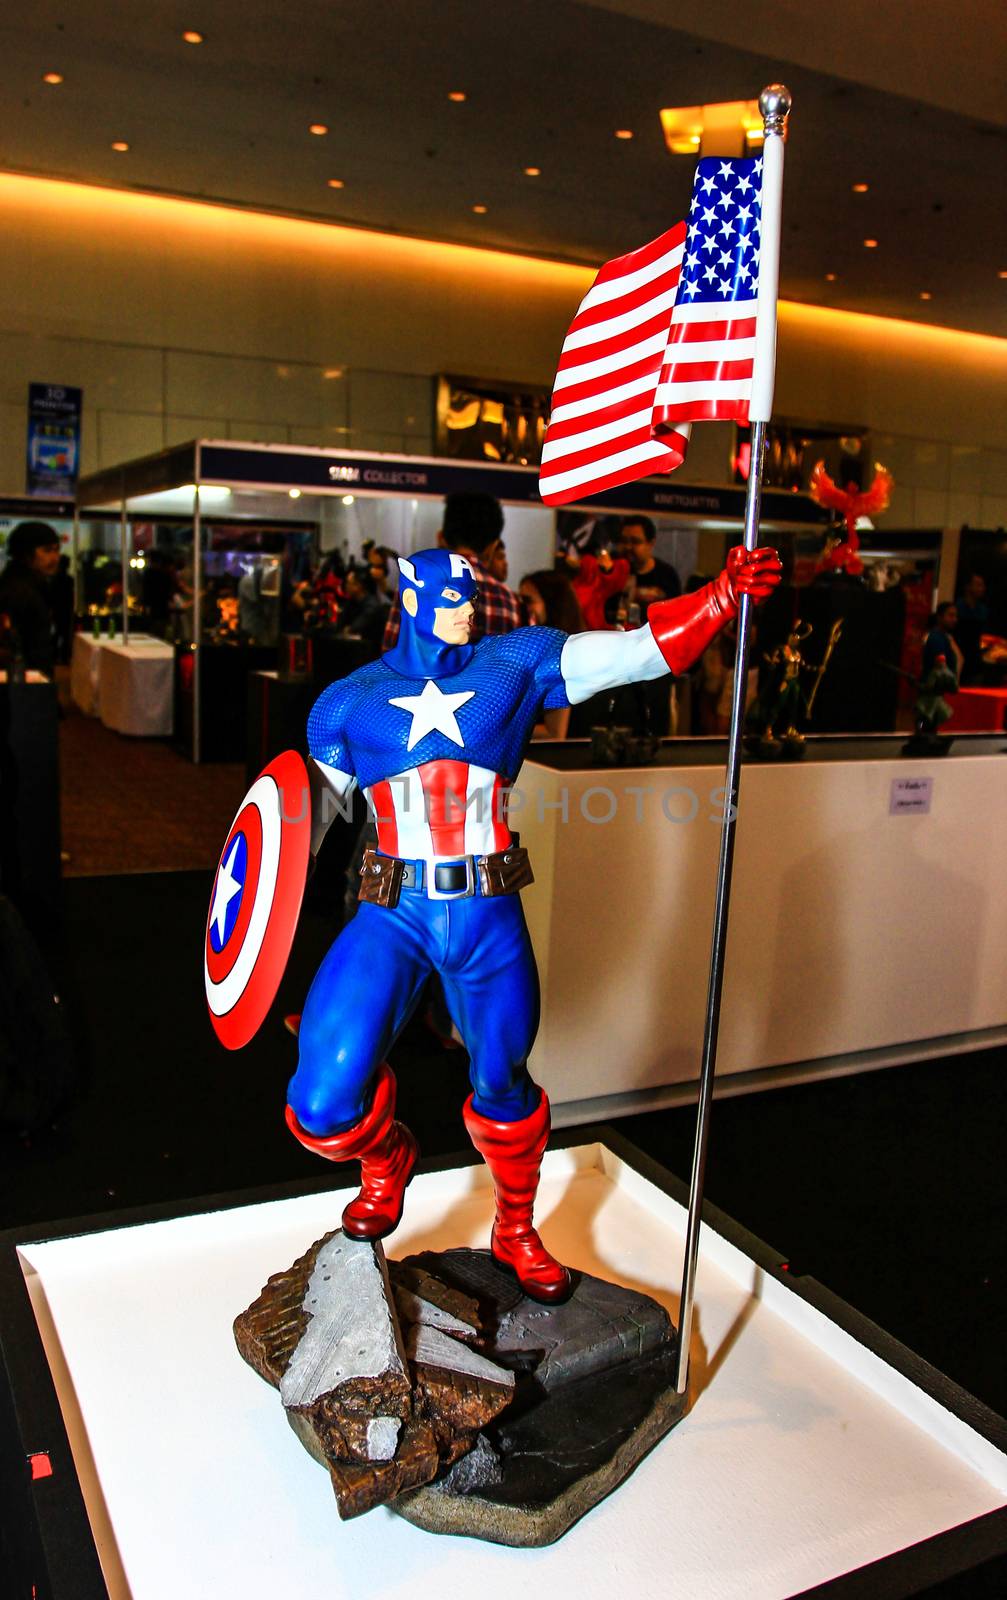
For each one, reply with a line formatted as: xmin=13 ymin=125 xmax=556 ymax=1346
xmin=16 ymin=1145 xmax=1006 ymax=1600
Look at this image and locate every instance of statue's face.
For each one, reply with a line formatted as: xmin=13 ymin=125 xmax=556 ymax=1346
xmin=432 ymin=589 xmax=475 ymax=643
xmin=397 ymin=549 xmax=478 ymax=653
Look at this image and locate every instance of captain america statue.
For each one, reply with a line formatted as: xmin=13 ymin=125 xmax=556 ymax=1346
xmin=277 ymin=541 xmax=781 ymax=1305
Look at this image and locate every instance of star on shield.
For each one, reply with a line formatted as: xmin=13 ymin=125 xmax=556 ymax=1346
xmin=210 ymin=834 xmax=244 ymax=948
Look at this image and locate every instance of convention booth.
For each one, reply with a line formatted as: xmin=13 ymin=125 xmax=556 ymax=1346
xmin=75 ymin=438 xmax=832 ymax=762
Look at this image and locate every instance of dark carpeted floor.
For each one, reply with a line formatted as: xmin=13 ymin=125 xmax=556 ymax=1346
xmin=59 ymin=707 xmax=247 ymax=876
xmin=2 ymin=868 xmax=1004 ymax=1595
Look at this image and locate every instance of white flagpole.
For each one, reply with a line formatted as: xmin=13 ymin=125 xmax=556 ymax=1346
xmin=674 ymin=85 xmax=792 ymax=1397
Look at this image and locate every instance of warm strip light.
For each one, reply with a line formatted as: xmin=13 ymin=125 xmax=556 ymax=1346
xmin=524 ymin=166 xmax=541 ymax=177
xmin=43 ymin=72 xmax=64 ymax=85
xmin=309 ymin=123 xmax=328 ymax=136
xmin=5 ymin=172 xmax=1004 ymax=367
xmin=182 ymin=30 xmax=204 ymax=44
xmin=448 ymin=91 xmax=466 ymax=103
xmin=327 ymin=178 xmax=345 ymax=189
xmin=111 ymin=141 xmax=130 ymax=153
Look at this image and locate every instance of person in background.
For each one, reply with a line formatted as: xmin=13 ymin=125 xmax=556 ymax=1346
xmin=488 ymin=540 xmax=509 ymax=584
xmin=50 ymin=553 xmax=75 ymax=663
xmin=337 ymin=566 xmax=390 ymax=650
xmin=922 ymin=602 xmax=964 ymax=681
xmin=518 ymin=569 xmax=584 ymax=737
xmin=954 ymin=573 xmax=989 ymax=685
xmin=366 ymin=545 xmax=397 ymax=601
xmin=518 ymin=569 xmax=583 ymax=632
xmin=0 ymin=522 xmax=61 ymax=675
xmin=140 ymin=548 xmax=174 ymax=638
xmin=602 ymin=517 xmax=681 ymax=736
xmin=382 ymin=492 xmax=520 ymax=650
xmin=619 ymin=515 xmax=682 ymax=620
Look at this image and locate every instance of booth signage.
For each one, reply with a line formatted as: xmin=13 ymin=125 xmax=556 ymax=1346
xmin=889 ymin=777 xmax=933 ymax=815
xmin=198 ymin=445 xmax=827 ymax=526
xmin=26 ymin=384 xmax=83 ymax=498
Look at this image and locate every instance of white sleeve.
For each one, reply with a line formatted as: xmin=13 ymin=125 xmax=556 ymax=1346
xmin=559 ymin=627 xmax=667 ymax=706
xmin=309 ymin=758 xmax=358 ymax=854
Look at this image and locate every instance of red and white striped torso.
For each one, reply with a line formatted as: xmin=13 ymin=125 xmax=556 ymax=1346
xmin=365 ymin=759 xmax=512 ymax=862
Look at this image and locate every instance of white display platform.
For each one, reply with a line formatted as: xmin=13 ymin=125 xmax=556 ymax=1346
xmin=69 ymin=633 xmax=173 ymax=735
xmin=517 ymin=749 xmax=1007 ymax=1111
xmin=17 ymin=1146 xmax=1005 ymax=1599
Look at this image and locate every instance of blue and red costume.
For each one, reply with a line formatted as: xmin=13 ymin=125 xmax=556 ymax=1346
xmin=286 ymin=544 xmax=780 ymax=1301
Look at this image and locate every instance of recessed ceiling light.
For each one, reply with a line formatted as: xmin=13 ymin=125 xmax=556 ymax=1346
xmin=341 ymin=495 xmax=355 ymax=506
xmin=448 ymin=91 xmax=467 ymax=103
xmin=524 ymin=166 xmax=541 ymax=177
xmin=322 ymin=367 xmax=344 ymax=380
xmin=919 ymin=291 xmax=932 ymax=301
xmin=472 ymin=203 xmax=488 ymax=214
xmin=42 ymin=72 xmax=63 ymax=85
xmin=288 ymin=489 xmax=302 ymax=499
xmin=326 ymin=177 xmax=344 ymax=189
xmin=182 ymin=30 xmax=204 ymax=44
xmin=852 ymin=183 xmax=869 ymax=193
xmin=309 ymin=123 xmax=328 ymax=136
xmin=614 ymin=129 xmax=634 ymax=140
xmin=824 ymin=272 xmax=837 ymax=282
xmin=111 ymin=141 xmax=130 ymax=153
xmin=863 ymin=238 xmax=878 ymax=248
xmin=999 ymin=270 xmax=1007 ymax=279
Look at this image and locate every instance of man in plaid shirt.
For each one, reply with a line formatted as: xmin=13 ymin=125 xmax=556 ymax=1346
xmin=382 ymin=492 xmax=521 ymax=650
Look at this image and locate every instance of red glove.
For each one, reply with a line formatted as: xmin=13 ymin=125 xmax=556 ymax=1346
xmin=725 ymin=545 xmax=783 ymax=604
xmin=649 ymin=546 xmax=782 ymax=675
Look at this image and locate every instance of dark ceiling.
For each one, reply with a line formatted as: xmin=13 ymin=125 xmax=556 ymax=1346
xmin=2 ymin=1 xmax=1005 ymax=335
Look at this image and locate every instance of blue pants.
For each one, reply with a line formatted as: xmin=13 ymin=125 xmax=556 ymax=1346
xmin=287 ymin=891 xmax=541 ymax=1132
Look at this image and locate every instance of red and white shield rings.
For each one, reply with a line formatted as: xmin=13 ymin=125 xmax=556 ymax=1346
xmin=204 ymin=750 xmax=311 ymax=1049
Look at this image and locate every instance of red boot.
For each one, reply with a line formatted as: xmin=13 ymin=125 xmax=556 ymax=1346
xmin=285 ymin=1063 xmax=418 ymax=1240
xmin=463 ymin=1091 xmax=572 ymax=1304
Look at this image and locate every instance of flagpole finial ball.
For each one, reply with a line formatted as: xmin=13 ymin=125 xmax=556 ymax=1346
xmin=759 ymin=84 xmax=792 ymax=134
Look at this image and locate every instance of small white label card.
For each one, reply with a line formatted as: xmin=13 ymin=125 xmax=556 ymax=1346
xmin=890 ymin=776 xmax=933 ymax=815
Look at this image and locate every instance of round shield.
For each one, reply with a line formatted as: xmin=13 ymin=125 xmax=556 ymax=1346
xmin=205 ymin=749 xmax=312 ymax=1050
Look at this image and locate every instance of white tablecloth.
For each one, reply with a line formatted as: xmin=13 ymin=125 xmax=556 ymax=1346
xmin=70 ymin=633 xmax=174 ymax=736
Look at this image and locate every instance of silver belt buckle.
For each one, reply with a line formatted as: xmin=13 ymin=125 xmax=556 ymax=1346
xmin=426 ymin=857 xmax=475 ymax=900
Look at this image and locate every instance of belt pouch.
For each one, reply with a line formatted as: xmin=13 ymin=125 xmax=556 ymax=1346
xmin=358 ymin=848 xmax=405 ymax=908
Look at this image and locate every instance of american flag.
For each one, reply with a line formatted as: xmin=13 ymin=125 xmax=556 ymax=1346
xmin=539 ymin=155 xmax=764 ymax=507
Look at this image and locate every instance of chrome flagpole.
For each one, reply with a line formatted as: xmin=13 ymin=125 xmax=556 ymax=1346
xmin=674 ymin=84 xmax=791 ymax=1395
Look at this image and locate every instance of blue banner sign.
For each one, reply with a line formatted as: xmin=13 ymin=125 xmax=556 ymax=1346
xmin=27 ymin=383 xmax=83 ymax=497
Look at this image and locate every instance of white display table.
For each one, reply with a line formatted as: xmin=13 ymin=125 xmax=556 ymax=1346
xmin=517 ymin=739 xmax=1007 ymax=1117
xmin=70 ymin=633 xmax=174 ymax=736
xmin=8 ymin=1143 xmax=1006 ymax=1599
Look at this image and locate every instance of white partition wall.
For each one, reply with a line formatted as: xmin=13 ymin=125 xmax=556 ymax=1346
xmin=517 ymin=748 xmax=1007 ymax=1114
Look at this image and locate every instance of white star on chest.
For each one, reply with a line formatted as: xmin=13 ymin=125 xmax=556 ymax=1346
xmin=211 ymin=836 xmax=243 ymax=944
xmin=388 ymin=678 xmax=476 ymax=751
